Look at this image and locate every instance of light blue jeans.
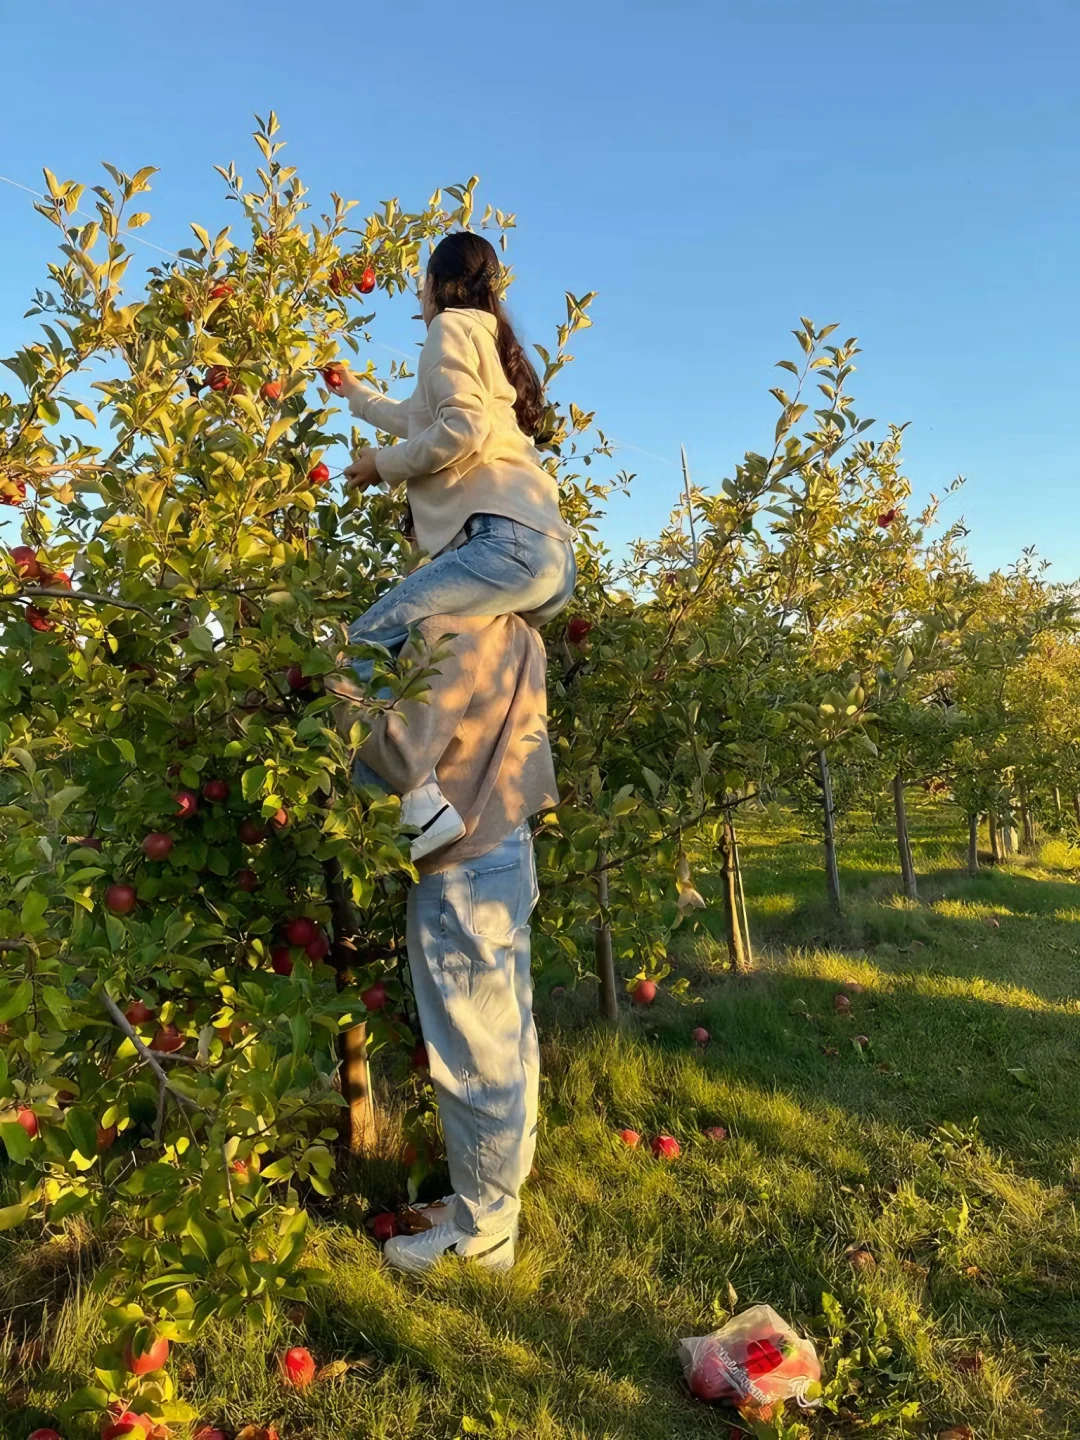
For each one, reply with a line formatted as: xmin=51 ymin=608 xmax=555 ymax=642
xmin=349 ymin=513 xmax=576 ymax=682
xmin=406 ymin=822 xmax=540 ymax=1237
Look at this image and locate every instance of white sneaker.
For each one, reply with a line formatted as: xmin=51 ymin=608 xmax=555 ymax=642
xmin=400 ymin=782 xmax=466 ymax=862
xmin=383 ymin=1220 xmax=516 ymax=1276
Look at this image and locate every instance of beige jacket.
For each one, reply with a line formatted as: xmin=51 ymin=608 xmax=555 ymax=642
xmin=357 ymin=613 xmax=558 ymax=873
xmin=343 ymin=308 xmax=573 ymax=557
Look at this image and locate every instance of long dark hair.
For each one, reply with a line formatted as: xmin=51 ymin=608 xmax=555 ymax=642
xmin=426 ymin=232 xmax=545 ymax=439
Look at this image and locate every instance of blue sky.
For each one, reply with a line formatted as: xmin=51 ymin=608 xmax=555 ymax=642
xmin=2 ymin=0 xmax=1078 ymax=577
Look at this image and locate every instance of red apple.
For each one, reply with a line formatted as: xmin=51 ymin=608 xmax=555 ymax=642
xmin=703 ymin=1125 xmax=728 ymax=1142
xmin=173 ymin=789 xmax=199 ymax=820
xmin=308 ymin=461 xmax=330 ymax=486
xmin=271 ymin=947 xmax=294 ymax=977
xmin=43 ymin=569 xmax=71 ymax=588
xmin=630 ymin=979 xmax=657 ymax=1006
xmin=691 ymin=1026 xmax=710 ymax=1046
xmin=322 ymin=365 xmax=345 ymax=391
xmin=410 ymin=1042 xmax=429 ymax=1070
xmin=10 ymin=544 xmax=41 ymax=579
xmin=140 ymin=832 xmax=174 ymax=862
xmin=123 ymin=1333 xmax=169 ymax=1376
xmin=101 ymin=1410 xmax=152 ymax=1440
xmin=238 ymin=817 xmax=267 ymax=845
xmin=551 ymin=984 xmax=566 ymax=998
xmin=2 ymin=478 xmax=27 ymax=504
xmin=151 ymin=1024 xmax=184 ymax=1054
xmin=278 ymin=1346 xmax=316 ymax=1388
xmin=236 ymin=867 xmax=259 ymax=893
xmin=305 ymin=930 xmax=330 ymax=960
xmin=361 ymin=979 xmax=388 ymax=1012
xmin=566 ymin=616 xmax=593 ymax=647
xmin=618 ymin=1128 xmax=641 ymax=1147
xmin=285 ymin=664 xmax=311 ymax=692
xmin=76 ymin=835 xmax=103 ymax=852
xmin=202 ymin=778 xmax=230 ymax=803
xmin=125 ymin=999 xmax=155 ymax=1026
xmin=853 ymin=1034 xmax=870 ymax=1049
xmin=209 ymin=282 xmax=233 ymax=300
xmin=25 ymin=604 xmax=55 ymax=632
xmin=206 ymin=365 xmax=231 ymax=392
xmin=358 ymin=265 xmax=377 ymax=295
xmin=877 ymin=508 xmax=897 ymax=528
xmin=97 ymin=1124 xmax=117 ymax=1151
xmin=260 ymin=379 xmax=282 ymax=402
xmin=284 ymin=916 xmax=317 ymax=948
xmin=833 ymin=992 xmax=852 ymax=1013
xmin=16 ymin=1107 xmax=39 ymax=1139
xmin=650 ymin=1134 xmax=680 ymax=1159
xmin=270 ymin=806 xmax=289 ymax=830
xmin=105 ymin=882 xmax=137 ymax=915
xmin=28 ymin=1430 xmax=64 ymax=1440
xmin=328 ymin=269 xmax=350 ymax=296
xmin=371 ymin=1211 xmax=399 ymax=1242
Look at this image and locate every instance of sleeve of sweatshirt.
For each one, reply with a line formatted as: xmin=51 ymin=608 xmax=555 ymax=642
xmin=374 ymin=311 xmax=492 ymax=487
xmin=345 ymin=380 xmax=412 ymax=439
xmin=356 ymin=626 xmax=479 ymax=794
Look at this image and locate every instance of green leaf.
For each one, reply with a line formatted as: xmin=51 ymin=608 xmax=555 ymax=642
xmin=242 ymin=765 xmax=268 ymax=802
xmin=0 ymin=979 xmax=33 ymax=1023
xmin=0 ymin=1120 xmax=32 ymax=1163
xmin=66 ymin=1106 xmax=100 ymax=1161
xmin=0 ymin=1201 xmax=31 ymax=1231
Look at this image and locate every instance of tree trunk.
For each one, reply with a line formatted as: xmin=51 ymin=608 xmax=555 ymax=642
xmin=892 ymin=772 xmax=918 ymax=901
xmin=1002 ymin=813 xmax=1015 ymax=855
xmin=967 ymin=812 xmax=980 ymax=875
xmin=731 ymin=817 xmax=753 ymax=969
xmin=595 ymin=849 xmax=619 ymax=1022
xmin=1019 ymin=779 xmax=1036 ymax=854
xmin=719 ymin=812 xmax=748 ymax=973
xmin=817 ymin=749 xmax=842 ymax=911
xmin=989 ymin=809 xmax=1003 ymax=863
xmin=341 ymin=1020 xmax=376 ymax=1153
xmin=1074 ymin=791 xmax=1080 ymax=828
xmin=323 ymin=855 xmax=378 ymax=1155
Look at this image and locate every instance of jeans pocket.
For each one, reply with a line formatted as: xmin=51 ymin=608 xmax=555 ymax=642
xmin=466 ymin=861 xmax=523 ymax=956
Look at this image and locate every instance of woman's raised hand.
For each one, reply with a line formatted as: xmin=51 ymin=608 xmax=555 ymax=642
xmin=320 ymin=362 xmax=352 ymax=393
xmin=344 ymin=449 xmax=382 ymax=491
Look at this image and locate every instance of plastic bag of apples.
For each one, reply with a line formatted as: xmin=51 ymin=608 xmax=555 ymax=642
xmin=678 ymin=1304 xmax=821 ymax=1414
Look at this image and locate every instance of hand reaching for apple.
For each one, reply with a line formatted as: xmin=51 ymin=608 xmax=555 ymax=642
xmin=344 ymin=449 xmax=382 ymax=491
xmin=320 ymin=363 xmax=353 ymax=394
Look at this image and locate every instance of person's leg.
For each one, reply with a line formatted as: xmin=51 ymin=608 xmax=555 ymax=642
xmin=385 ymin=825 xmax=538 ymax=1273
xmin=346 ymin=516 xmax=574 ymax=668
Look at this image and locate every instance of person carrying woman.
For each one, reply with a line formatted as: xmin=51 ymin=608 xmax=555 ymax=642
xmin=326 ymin=232 xmax=575 ymax=861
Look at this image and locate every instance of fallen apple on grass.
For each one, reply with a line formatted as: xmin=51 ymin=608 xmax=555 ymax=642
xmin=833 ymin=992 xmax=852 ymax=1014
xmin=371 ymin=1212 xmax=399 ymax=1242
xmin=702 ymin=1125 xmax=728 ymax=1142
xmin=278 ymin=1346 xmax=316 ymax=1388
xmin=691 ymin=1026 xmax=710 ymax=1046
xmin=651 ymin=1134 xmax=680 ymax=1159
xmin=618 ymin=1129 xmax=641 ymax=1147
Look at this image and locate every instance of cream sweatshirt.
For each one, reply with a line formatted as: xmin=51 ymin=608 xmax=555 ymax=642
xmin=356 ymin=613 xmax=558 ymax=873
xmin=342 ymin=307 xmax=573 ymax=557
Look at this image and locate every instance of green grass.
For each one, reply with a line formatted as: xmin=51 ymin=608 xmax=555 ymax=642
xmin=5 ymin=801 xmax=1080 ymax=1438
